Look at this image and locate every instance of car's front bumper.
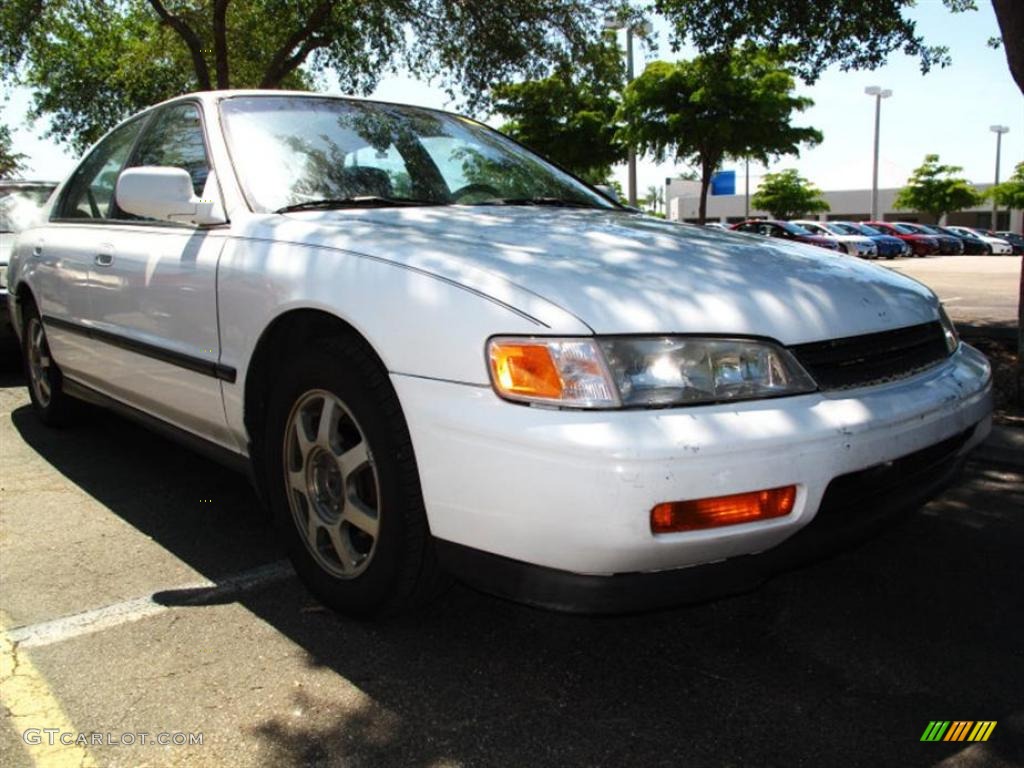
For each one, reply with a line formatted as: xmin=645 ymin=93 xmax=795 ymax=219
xmin=393 ymin=343 xmax=992 ymax=604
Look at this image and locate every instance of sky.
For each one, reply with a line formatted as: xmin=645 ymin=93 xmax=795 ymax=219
xmin=3 ymin=1 xmax=1022 ymax=194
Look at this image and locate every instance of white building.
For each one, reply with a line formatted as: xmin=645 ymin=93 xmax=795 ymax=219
xmin=665 ymin=178 xmax=1023 ymax=231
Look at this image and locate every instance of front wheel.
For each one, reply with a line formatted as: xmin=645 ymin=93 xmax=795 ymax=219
xmin=21 ymin=303 xmax=75 ymax=426
xmin=262 ymin=335 xmax=446 ymax=616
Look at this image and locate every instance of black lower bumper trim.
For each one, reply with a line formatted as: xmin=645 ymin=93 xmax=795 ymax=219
xmin=436 ymin=423 xmax=980 ymax=614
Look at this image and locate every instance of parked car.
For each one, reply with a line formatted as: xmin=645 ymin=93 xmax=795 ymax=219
xmin=730 ymin=219 xmax=841 ymax=251
xmin=866 ymin=221 xmax=940 ymax=257
xmin=931 ymin=225 xmax=989 ymax=255
xmin=893 ymin=223 xmax=964 ymax=255
xmin=994 ymin=231 xmax=1024 ymax=255
xmin=1 ymin=180 xmax=58 ymax=346
xmin=944 ymin=226 xmax=1014 ymax=255
xmin=892 ymin=224 xmax=962 ymax=257
xmin=7 ymin=92 xmax=992 ymax=615
xmin=791 ymin=220 xmax=878 ymax=258
xmin=831 ymin=222 xmax=907 ymax=259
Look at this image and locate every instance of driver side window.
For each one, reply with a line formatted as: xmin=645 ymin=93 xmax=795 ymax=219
xmin=56 ymin=118 xmax=144 ymax=220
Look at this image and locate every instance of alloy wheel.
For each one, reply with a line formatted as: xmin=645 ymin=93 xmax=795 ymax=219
xmin=26 ymin=317 xmax=53 ymax=408
xmin=282 ymin=389 xmax=380 ymax=579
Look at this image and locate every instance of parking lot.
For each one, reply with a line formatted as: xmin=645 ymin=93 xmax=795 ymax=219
xmin=1 ymin=256 xmax=1022 ymax=768
xmin=884 ymin=255 xmax=1021 ymax=330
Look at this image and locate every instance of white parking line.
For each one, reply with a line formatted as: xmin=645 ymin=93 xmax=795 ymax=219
xmin=6 ymin=560 xmax=294 ymax=649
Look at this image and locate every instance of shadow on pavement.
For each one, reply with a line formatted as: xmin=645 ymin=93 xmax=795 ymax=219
xmin=6 ymin=370 xmax=1024 ymax=768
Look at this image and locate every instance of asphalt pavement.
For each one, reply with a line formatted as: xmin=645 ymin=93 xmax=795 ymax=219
xmin=883 ymin=254 xmax=1021 ymax=331
xmin=1 ymin=257 xmax=1023 ymax=766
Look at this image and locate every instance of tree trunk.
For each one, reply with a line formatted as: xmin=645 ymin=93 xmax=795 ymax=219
xmin=148 ymin=0 xmax=212 ymax=90
xmin=1018 ymin=258 xmax=1023 ymax=405
xmin=992 ymin=0 xmax=1024 ymax=94
xmin=698 ymin=158 xmax=713 ymax=224
xmin=213 ymin=0 xmax=230 ymax=89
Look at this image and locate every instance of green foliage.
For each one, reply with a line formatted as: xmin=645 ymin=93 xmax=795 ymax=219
xmin=0 ymin=124 xmax=29 ymax=177
xmin=617 ymin=46 xmax=821 ymax=222
xmin=894 ymin=154 xmax=984 ymax=219
xmin=751 ymin=169 xmax=829 ymax=220
xmin=990 ymin=161 xmax=1024 ymax=210
xmin=642 ymin=184 xmax=664 ymax=213
xmin=1 ymin=0 xmax=611 ymax=154
xmin=652 ymin=0 xmax=978 ymax=84
xmin=493 ymin=41 xmax=626 ymax=184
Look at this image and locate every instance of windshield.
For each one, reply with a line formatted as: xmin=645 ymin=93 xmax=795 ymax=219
xmin=917 ymin=224 xmax=944 ymax=235
xmin=779 ymin=221 xmax=813 ymax=235
xmin=0 ymin=186 xmax=55 ymax=233
xmin=891 ymin=224 xmax=918 ymax=234
xmin=818 ymin=223 xmax=849 ymax=235
xmin=219 ymin=96 xmax=615 ymax=213
xmin=830 ymin=223 xmax=860 ymax=235
xmin=842 ymin=222 xmax=881 ymax=236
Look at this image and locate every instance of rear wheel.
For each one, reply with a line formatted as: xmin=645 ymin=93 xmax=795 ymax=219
xmin=262 ymin=334 xmax=446 ymax=616
xmin=21 ymin=302 xmax=75 ymax=426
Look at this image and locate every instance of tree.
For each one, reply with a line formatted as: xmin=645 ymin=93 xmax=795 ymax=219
xmin=617 ymin=46 xmax=821 ymax=223
xmin=493 ymin=41 xmax=626 ymax=184
xmin=751 ymin=169 xmax=829 ymax=220
xmin=642 ymin=184 xmax=665 ymax=214
xmin=990 ymin=161 xmax=1024 ymax=210
xmin=654 ymin=0 xmax=1024 ymax=94
xmin=0 ymin=0 xmax=611 ymax=153
xmin=0 ymin=124 xmax=29 ymax=177
xmin=894 ymin=154 xmax=984 ymax=221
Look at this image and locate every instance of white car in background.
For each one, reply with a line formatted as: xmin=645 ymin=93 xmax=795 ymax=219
xmin=945 ymin=226 xmax=1013 ymax=255
xmin=1 ymin=180 xmax=58 ymax=345
xmin=792 ymin=220 xmax=878 ymax=259
xmin=6 ymin=92 xmax=993 ymax=615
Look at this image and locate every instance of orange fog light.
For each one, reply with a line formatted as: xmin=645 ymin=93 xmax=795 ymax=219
xmin=489 ymin=342 xmax=563 ymax=400
xmin=651 ymin=485 xmax=797 ymax=534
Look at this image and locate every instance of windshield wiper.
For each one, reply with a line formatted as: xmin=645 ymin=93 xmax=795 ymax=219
xmin=276 ymin=196 xmax=447 ymax=213
xmin=468 ymin=197 xmax=606 ymax=209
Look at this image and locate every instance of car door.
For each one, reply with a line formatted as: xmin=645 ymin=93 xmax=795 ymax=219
xmin=32 ymin=116 xmax=147 ymax=382
xmin=83 ymin=102 xmax=234 ymax=449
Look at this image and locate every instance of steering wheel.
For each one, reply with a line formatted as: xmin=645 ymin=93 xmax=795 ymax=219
xmin=450 ymin=183 xmax=501 ymax=202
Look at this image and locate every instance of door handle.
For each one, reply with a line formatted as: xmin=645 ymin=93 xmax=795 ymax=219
xmin=32 ymin=244 xmax=43 ymax=257
xmin=95 ymin=253 xmax=114 ymax=267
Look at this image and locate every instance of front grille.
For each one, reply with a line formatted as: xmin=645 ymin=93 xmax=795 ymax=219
xmin=790 ymin=321 xmax=950 ymax=390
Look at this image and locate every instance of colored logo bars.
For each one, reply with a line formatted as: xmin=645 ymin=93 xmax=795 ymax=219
xmin=921 ymin=721 xmax=997 ymax=742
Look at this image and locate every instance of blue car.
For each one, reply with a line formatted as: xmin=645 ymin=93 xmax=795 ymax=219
xmin=832 ymin=221 xmax=907 ymax=259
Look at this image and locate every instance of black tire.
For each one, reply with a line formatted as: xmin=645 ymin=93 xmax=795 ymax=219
xmin=21 ymin=301 xmax=75 ymax=427
xmin=262 ymin=333 xmax=447 ymax=616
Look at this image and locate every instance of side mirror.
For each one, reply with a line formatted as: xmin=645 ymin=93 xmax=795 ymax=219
xmin=116 ymin=166 xmax=224 ymax=225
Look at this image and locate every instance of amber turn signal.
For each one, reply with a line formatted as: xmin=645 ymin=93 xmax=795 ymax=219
xmin=650 ymin=485 xmax=797 ymax=534
xmin=489 ymin=342 xmax=564 ymax=400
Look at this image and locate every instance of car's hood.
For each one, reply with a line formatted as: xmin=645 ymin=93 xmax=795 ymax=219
xmin=273 ymin=207 xmax=940 ymax=345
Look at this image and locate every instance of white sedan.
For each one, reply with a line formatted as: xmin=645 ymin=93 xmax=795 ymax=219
xmin=7 ymin=92 xmax=992 ymax=615
xmin=792 ymin=220 xmax=879 ymax=259
xmin=945 ymin=226 xmax=1013 ymax=255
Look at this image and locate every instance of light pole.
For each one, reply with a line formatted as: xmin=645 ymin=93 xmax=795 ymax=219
xmin=990 ymin=125 xmax=1009 ymax=229
xmin=744 ymin=158 xmax=750 ymax=219
xmin=604 ymin=16 xmax=652 ymax=207
xmin=864 ymin=86 xmax=892 ymax=221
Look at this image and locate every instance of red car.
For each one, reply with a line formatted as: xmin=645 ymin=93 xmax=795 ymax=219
xmin=731 ymin=220 xmax=841 ymax=251
xmin=866 ymin=221 xmax=939 ymax=257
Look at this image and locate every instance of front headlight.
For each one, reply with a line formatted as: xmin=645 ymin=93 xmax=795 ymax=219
xmin=487 ymin=336 xmax=817 ymax=409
